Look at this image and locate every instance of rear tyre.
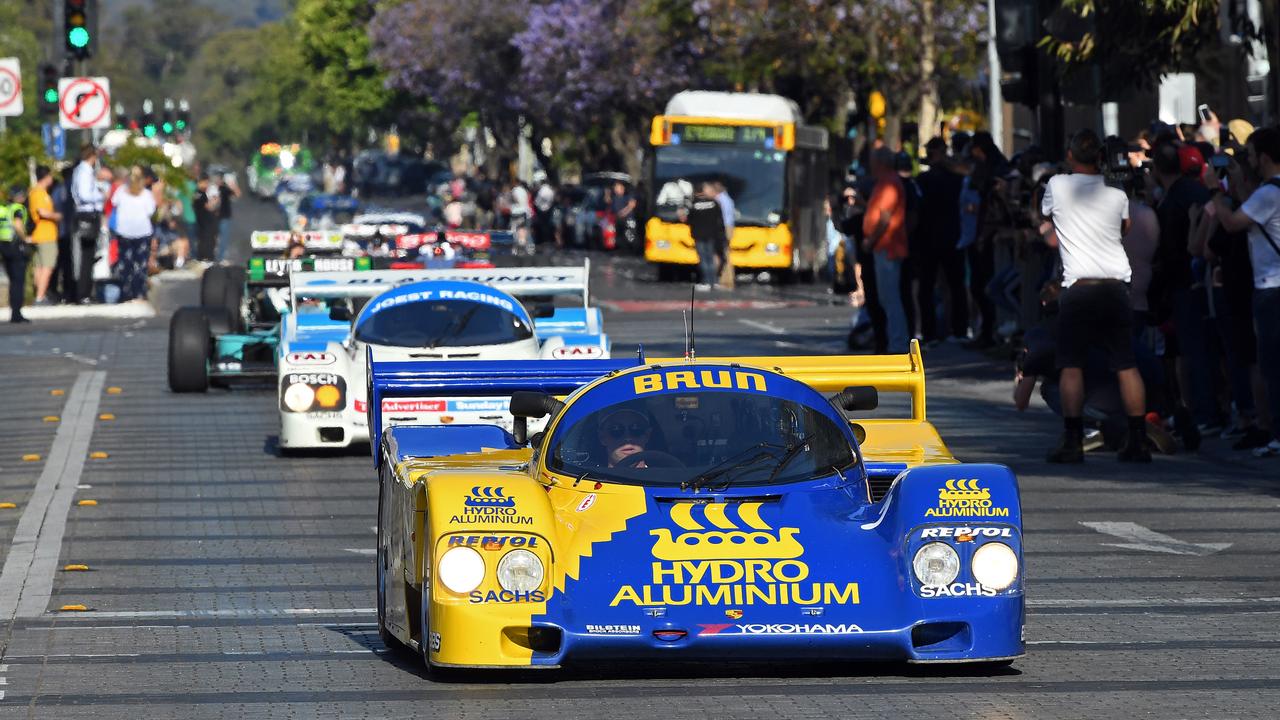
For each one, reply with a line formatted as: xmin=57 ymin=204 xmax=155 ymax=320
xmin=221 ymin=266 xmax=246 ymax=333
xmin=201 ymin=305 xmax=235 ymax=337
xmin=200 ymin=266 xmax=229 ymax=308
xmin=168 ymin=307 xmax=211 ymax=393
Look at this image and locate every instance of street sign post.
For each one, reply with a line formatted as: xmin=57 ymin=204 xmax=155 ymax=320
xmin=57 ymin=76 xmax=110 ymax=130
xmin=42 ymin=123 xmax=66 ymax=160
xmin=0 ymin=58 xmax=23 ymax=118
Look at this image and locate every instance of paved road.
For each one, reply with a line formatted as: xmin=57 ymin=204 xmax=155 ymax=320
xmin=0 ymin=198 xmax=1277 ymax=719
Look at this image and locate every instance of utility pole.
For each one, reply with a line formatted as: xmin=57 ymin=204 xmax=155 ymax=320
xmin=987 ymin=0 xmax=1004 ymax=153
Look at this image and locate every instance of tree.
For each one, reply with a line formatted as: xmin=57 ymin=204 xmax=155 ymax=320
xmin=369 ymin=0 xmax=530 ymax=156
xmin=1040 ymin=0 xmax=1257 ymax=98
xmin=295 ymin=0 xmax=394 ymax=143
xmin=0 ymin=1 xmax=53 ymax=134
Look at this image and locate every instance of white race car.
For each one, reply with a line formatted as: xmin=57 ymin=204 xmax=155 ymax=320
xmin=276 ymin=263 xmax=608 ymax=451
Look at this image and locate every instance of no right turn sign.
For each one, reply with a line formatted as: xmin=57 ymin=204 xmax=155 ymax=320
xmin=58 ymin=76 xmax=111 ymax=130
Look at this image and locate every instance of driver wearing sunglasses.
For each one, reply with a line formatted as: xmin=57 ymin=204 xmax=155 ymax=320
xmin=597 ymin=408 xmax=652 ymax=468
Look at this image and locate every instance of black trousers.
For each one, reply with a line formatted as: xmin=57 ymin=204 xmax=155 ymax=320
xmin=0 ymin=241 xmax=28 ymax=314
xmin=967 ymin=240 xmax=996 ymax=342
xmin=857 ymin=247 xmax=887 ymax=354
xmin=54 ymin=232 xmax=76 ymax=302
xmin=74 ymin=214 xmax=100 ymax=302
xmin=917 ymin=246 xmax=969 ymax=341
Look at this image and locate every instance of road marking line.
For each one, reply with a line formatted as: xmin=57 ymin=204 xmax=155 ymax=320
xmin=1080 ymin=520 xmax=1232 ymax=556
xmin=343 ymin=548 xmax=376 ymax=556
xmin=0 ymin=371 xmax=106 ymax=621
xmin=738 ymin=318 xmax=785 ymax=335
xmin=1029 ymin=597 xmax=1280 ymax=608
xmin=43 ymin=607 xmax=377 ymax=619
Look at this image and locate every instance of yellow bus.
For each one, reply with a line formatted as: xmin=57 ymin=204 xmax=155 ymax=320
xmin=645 ymin=91 xmax=830 ymax=282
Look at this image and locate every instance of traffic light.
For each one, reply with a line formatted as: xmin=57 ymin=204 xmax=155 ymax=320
xmin=113 ymin=103 xmax=127 ymax=131
xmin=995 ymin=0 xmax=1040 ymax=107
xmin=141 ymin=98 xmax=156 ymax=138
xmin=39 ymin=63 xmax=59 ymax=117
xmin=64 ymin=0 xmax=97 ymax=60
xmin=161 ymin=98 xmax=175 ymax=136
xmin=177 ymin=99 xmax=190 ymax=132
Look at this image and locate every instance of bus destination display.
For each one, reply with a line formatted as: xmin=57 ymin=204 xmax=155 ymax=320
xmin=673 ymin=123 xmax=773 ymax=146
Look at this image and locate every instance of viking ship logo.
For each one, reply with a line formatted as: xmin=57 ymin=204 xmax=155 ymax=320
xmin=938 ymin=479 xmax=990 ymax=502
xmin=465 ymin=486 xmax=516 ymax=508
xmin=650 ymin=502 xmax=803 ymax=561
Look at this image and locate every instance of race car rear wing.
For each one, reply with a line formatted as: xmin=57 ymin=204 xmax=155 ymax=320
xmin=289 ymin=261 xmax=592 ymax=309
xmin=366 ymin=342 xmax=929 ymax=466
xmin=250 ymin=230 xmax=344 ymax=254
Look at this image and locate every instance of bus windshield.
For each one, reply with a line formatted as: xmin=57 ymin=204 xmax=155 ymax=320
xmin=652 ymin=144 xmax=786 ymax=226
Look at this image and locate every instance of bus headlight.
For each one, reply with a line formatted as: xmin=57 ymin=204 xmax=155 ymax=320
xmin=438 ymin=546 xmax=485 ymax=595
xmin=283 ymin=383 xmax=315 ymax=413
xmin=972 ymin=542 xmax=1019 ymax=590
xmin=764 ymin=242 xmax=780 ymax=254
xmin=496 ymin=549 xmax=543 ymax=593
xmin=913 ymin=542 xmax=960 ymax=587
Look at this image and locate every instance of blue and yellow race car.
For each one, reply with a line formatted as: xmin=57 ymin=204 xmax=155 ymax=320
xmin=370 ymin=342 xmax=1024 ymax=672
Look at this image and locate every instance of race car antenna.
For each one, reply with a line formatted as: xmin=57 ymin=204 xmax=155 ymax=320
xmin=684 ymin=284 xmax=696 ymax=361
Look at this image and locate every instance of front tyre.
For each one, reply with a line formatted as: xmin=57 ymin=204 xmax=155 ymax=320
xmin=168 ymin=307 xmax=210 ymax=392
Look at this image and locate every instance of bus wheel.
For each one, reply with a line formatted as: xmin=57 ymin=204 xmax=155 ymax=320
xmin=656 ymin=263 xmax=674 ymax=282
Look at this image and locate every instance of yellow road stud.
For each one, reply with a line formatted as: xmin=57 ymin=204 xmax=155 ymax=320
xmin=89 ymin=451 xmax=109 ymax=459
xmin=77 ymin=499 xmax=98 ymax=507
xmin=106 ymin=387 xmax=122 ymax=394
xmin=63 ymin=564 xmax=90 ymax=572
xmin=59 ymin=604 xmax=89 ymax=612
xmin=50 ymin=389 xmax=64 ymax=396
xmin=43 ymin=416 xmax=60 ymax=422
xmin=22 ymin=454 xmax=40 ymax=462
xmin=0 ymin=502 xmax=16 ymax=509
xmin=98 ymin=413 xmax=115 ymax=421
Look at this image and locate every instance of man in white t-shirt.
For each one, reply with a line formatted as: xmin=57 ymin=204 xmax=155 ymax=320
xmin=1211 ymin=126 xmax=1280 ymax=457
xmin=1039 ymin=129 xmax=1148 ymax=463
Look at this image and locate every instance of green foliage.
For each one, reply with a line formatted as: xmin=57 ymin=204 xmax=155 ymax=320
xmin=107 ymin=139 xmax=187 ymax=188
xmin=0 ymin=131 xmax=52 ymax=194
xmin=0 ymin=1 xmax=54 ymax=134
xmin=295 ymin=0 xmax=393 ymax=140
xmin=1042 ymin=0 xmax=1249 ymax=93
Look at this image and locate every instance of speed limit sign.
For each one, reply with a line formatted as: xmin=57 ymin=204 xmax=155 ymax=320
xmin=0 ymin=58 xmax=22 ymax=117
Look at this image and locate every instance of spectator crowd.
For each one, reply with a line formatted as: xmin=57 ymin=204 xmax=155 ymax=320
xmin=829 ymin=114 xmax=1280 ymax=461
xmin=0 ymin=144 xmax=241 ymax=322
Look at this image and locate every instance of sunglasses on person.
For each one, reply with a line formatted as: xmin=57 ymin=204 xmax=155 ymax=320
xmin=604 ymin=421 xmax=650 ymax=441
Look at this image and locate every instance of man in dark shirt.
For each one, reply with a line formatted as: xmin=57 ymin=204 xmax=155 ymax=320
xmin=1150 ymin=141 xmax=1216 ymax=429
xmin=216 ymin=174 xmax=240 ymax=263
xmin=687 ymin=182 xmax=725 ymax=291
xmin=193 ymin=174 xmax=219 ymax=262
xmin=915 ymin=138 xmax=967 ymax=342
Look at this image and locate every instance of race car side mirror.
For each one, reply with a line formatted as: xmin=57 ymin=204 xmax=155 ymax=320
xmin=329 ymin=305 xmax=352 ymax=322
xmin=510 ymin=392 xmax=565 ymax=445
xmin=510 ymin=391 xmax=565 ymax=419
xmin=831 ymin=386 xmax=878 ymax=412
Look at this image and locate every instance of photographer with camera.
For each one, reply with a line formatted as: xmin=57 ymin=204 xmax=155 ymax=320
xmin=1039 ymin=129 xmax=1149 ymax=463
xmin=1210 ymin=126 xmax=1280 ymax=458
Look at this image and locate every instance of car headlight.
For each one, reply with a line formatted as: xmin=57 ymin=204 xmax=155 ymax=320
xmin=913 ymin=542 xmax=960 ymax=587
xmin=496 ymin=549 xmax=544 ymax=593
xmin=437 ymin=546 xmax=485 ymax=595
xmin=972 ymin=542 xmax=1019 ymax=590
xmin=283 ymin=383 xmax=315 ymax=413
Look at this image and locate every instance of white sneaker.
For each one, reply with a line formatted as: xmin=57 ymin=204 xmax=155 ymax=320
xmin=694 ymin=283 xmax=711 ymax=292
xmin=1252 ymin=440 xmax=1280 ymax=458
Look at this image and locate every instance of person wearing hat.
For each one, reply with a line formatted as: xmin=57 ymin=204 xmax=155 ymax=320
xmin=597 ymin=407 xmax=652 ymax=468
xmin=0 ymin=185 xmax=31 ymax=323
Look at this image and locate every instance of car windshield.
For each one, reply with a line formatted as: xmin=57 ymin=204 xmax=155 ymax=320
xmin=354 ymin=300 xmax=533 ymax=348
xmin=652 ymin=144 xmax=786 ymax=226
xmin=547 ymin=381 xmax=855 ymax=488
xmin=258 ymin=155 xmax=279 ymax=171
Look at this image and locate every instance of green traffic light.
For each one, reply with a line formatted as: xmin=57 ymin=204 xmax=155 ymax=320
xmin=143 ymin=125 xmax=156 ymax=138
xmin=176 ymin=120 xmax=186 ymax=130
xmin=162 ymin=122 xmax=173 ymax=133
xmin=43 ymin=88 xmax=58 ymax=103
xmin=68 ymin=27 xmax=90 ymax=48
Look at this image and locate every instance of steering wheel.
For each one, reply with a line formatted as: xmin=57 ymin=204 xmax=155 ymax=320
xmin=616 ymin=450 xmax=685 ymax=468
